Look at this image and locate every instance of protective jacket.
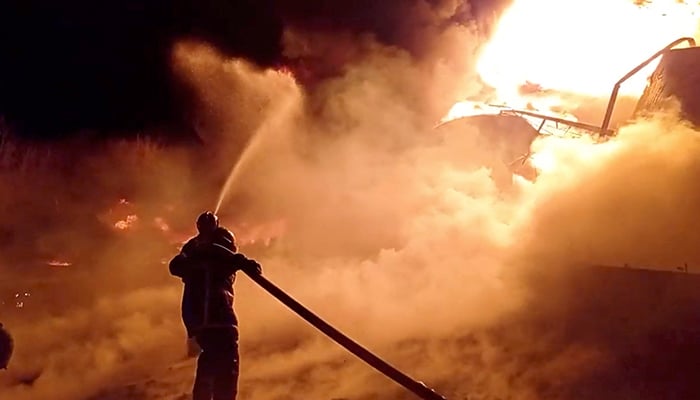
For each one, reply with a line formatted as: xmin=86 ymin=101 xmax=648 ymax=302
xmin=169 ymin=227 xmax=255 ymax=337
xmin=0 ymin=323 xmax=13 ymax=369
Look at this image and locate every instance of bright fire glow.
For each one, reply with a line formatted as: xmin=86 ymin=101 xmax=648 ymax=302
xmin=440 ymin=101 xmax=502 ymax=122
xmin=528 ymin=135 xmax=624 ymax=174
xmin=47 ymin=260 xmax=72 ymax=267
xmin=529 ymin=150 xmax=558 ymax=173
xmin=442 ymin=0 xmax=700 ymax=176
xmin=477 ymin=0 xmax=699 ymax=105
xmin=114 ymin=215 xmax=139 ymax=230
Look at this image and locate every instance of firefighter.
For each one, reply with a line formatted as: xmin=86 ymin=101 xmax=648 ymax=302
xmin=0 ymin=322 xmax=13 ymax=370
xmin=169 ymin=211 xmax=261 ymax=400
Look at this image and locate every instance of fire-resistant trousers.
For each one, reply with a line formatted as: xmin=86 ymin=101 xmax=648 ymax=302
xmin=193 ymin=327 xmax=239 ymax=400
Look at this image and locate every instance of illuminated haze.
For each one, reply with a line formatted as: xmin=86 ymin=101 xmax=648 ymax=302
xmin=1 ymin=1 xmax=700 ymax=399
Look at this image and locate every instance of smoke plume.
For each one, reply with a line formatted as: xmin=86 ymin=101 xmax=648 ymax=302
xmin=1 ymin=2 xmax=700 ymax=400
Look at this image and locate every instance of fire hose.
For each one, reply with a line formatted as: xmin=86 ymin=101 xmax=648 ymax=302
xmin=213 ymin=243 xmax=448 ymax=400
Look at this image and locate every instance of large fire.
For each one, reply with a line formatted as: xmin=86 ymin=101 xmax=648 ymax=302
xmin=448 ymin=0 xmax=700 ymax=121
xmin=443 ymin=0 xmax=700 ymax=176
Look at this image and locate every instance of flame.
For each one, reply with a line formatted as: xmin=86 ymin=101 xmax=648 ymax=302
xmin=114 ymin=214 xmax=139 ymax=230
xmin=529 ymin=135 xmax=624 ymax=174
xmin=477 ymin=0 xmax=699 ymax=106
xmin=47 ymin=260 xmax=72 ymax=267
xmin=529 ymin=149 xmax=558 ymax=173
xmin=442 ymin=0 xmax=700 ymax=178
xmin=441 ymin=101 xmax=502 ymax=122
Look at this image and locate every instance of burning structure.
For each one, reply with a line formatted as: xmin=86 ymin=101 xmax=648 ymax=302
xmin=436 ymin=36 xmax=700 ymax=187
xmin=636 ymin=44 xmax=700 ymax=125
xmin=2 ymin=1 xmax=700 ymax=400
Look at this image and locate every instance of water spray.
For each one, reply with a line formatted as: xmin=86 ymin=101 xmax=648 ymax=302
xmin=213 ymin=243 xmax=449 ymax=400
xmin=214 ymin=83 xmax=299 ymax=215
xmin=208 ymin=69 xmax=447 ymax=397
xmin=214 ymin=129 xmax=261 ymax=214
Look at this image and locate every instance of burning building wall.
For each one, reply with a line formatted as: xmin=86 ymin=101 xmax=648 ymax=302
xmin=636 ymin=46 xmax=700 ymax=127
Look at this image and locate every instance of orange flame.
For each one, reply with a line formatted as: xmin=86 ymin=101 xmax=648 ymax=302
xmin=476 ymin=0 xmax=699 ymax=108
xmin=114 ymin=214 xmax=139 ymax=230
xmin=443 ymin=0 xmax=700 ymax=176
xmin=441 ymin=101 xmax=502 ymax=122
xmin=47 ymin=260 xmax=71 ymax=267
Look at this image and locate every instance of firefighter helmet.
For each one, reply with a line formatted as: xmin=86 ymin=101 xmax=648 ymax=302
xmin=196 ymin=211 xmax=219 ymax=234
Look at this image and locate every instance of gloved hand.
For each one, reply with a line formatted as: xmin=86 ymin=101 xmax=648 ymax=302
xmin=244 ymin=257 xmax=262 ymax=275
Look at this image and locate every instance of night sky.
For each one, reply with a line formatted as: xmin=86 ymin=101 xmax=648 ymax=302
xmin=0 ymin=0 xmax=507 ymax=140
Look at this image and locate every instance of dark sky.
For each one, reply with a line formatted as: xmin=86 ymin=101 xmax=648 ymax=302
xmin=0 ymin=0 xmax=507 ymax=140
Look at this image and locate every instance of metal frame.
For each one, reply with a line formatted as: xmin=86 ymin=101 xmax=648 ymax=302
xmin=499 ymin=108 xmax=613 ymax=136
xmin=600 ymin=37 xmax=696 ymax=133
xmin=462 ymin=37 xmax=698 ymax=138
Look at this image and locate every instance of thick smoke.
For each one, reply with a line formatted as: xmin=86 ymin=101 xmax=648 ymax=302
xmin=170 ymin=33 xmax=700 ymax=400
xmin=277 ymin=0 xmax=474 ymax=54
xmin=1 ymin=1 xmax=700 ymax=400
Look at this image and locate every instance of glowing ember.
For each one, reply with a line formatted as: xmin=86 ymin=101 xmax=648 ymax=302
xmin=13 ymin=292 xmax=30 ymax=308
xmin=114 ymin=214 xmax=139 ymax=230
xmin=476 ymin=0 xmax=699 ymax=105
xmin=154 ymin=217 xmax=170 ymax=232
xmin=47 ymin=260 xmax=72 ymax=267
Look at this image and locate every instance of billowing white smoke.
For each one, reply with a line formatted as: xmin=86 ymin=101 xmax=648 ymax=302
xmin=3 ymin=15 xmax=700 ymax=400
